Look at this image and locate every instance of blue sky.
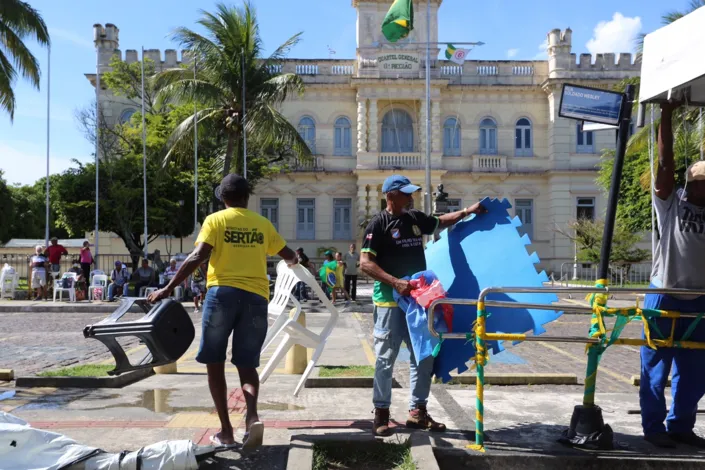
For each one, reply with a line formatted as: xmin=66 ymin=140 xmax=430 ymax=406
xmin=0 ymin=0 xmax=678 ymax=185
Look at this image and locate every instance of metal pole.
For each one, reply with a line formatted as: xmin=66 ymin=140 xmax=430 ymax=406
xmin=141 ymin=47 xmax=148 ymax=258
xmin=45 ymin=46 xmax=51 ymax=249
xmin=424 ymin=0 xmax=432 ymax=214
xmin=596 ymin=85 xmax=635 ymax=283
xmin=242 ymin=47 xmax=247 ymax=179
xmin=194 ymin=58 xmax=198 ymax=231
xmin=95 ymin=46 xmax=100 ymax=264
xmin=650 ymin=105 xmax=656 ymax=259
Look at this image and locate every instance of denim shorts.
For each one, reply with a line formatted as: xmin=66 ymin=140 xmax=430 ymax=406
xmin=196 ymin=286 xmax=269 ymax=367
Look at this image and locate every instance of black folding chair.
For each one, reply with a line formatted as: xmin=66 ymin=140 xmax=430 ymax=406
xmin=83 ymin=298 xmax=195 ymax=376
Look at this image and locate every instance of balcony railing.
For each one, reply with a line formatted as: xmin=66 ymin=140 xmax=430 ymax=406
xmin=379 ymin=153 xmax=423 ymax=169
xmin=293 ymin=156 xmax=324 ymax=172
xmin=472 ymin=154 xmax=507 ymax=172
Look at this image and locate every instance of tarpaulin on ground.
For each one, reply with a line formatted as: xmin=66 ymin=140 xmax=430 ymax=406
xmin=0 ymin=411 xmax=208 ymax=469
xmin=424 ymin=198 xmax=562 ymax=382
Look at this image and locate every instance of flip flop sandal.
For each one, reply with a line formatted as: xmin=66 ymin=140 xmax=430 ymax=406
xmin=242 ymin=422 xmax=264 ymax=451
xmin=209 ymin=434 xmax=238 ymax=449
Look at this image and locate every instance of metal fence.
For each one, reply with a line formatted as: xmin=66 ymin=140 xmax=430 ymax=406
xmin=554 ymin=261 xmax=653 ymax=288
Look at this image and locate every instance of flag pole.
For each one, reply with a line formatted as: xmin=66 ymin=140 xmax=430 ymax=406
xmin=424 ymin=0 xmax=432 ymax=214
xmin=45 ymin=45 xmax=51 ymax=249
xmin=242 ymin=46 xmax=247 ymax=179
xmin=95 ymin=44 xmax=100 ymax=264
xmin=194 ymin=58 xmax=198 ymax=232
xmin=141 ymin=47 xmax=148 ymax=258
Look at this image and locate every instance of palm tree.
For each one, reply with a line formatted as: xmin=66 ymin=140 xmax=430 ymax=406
xmin=155 ymin=2 xmax=310 ymax=177
xmin=0 ymin=0 xmax=50 ymax=120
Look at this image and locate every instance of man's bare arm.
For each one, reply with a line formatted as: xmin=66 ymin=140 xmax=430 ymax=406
xmin=437 ymin=202 xmax=487 ymax=229
xmin=655 ymin=103 xmax=678 ymax=200
xmin=162 ymin=242 xmax=213 ymax=293
xmin=278 ymin=246 xmax=299 ymax=264
xmin=360 ymin=252 xmax=411 ymax=296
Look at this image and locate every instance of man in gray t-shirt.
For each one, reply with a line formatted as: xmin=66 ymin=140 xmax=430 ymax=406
xmin=344 ymin=244 xmax=360 ymax=301
xmin=640 ymin=102 xmax=705 ymax=449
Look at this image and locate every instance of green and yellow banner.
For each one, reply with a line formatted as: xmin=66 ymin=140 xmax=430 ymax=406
xmin=382 ymin=0 xmax=414 ymax=43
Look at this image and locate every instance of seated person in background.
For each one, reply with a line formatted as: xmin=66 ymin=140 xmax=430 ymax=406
xmin=29 ymin=245 xmax=48 ymax=301
xmin=161 ymin=258 xmax=179 ymax=288
xmin=133 ymin=259 xmax=156 ymax=295
xmin=67 ymin=261 xmax=86 ymax=301
xmin=108 ymin=260 xmax=130 ymax=301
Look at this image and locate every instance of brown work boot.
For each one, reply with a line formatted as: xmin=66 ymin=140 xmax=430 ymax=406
xmin=373 ymin=408 xmax=392 ymax=437
xmin=406 ymin=404 xmax=447 ymax=432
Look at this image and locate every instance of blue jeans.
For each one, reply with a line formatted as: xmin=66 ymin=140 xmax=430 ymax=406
xmin=295 ymin=282 xmax=308 ymax=301
xmin=373 ymin=305 xmax=434 ymax=410
xmin=107 ymin=283 xmax=124 ymax=301
xmin=196 ymin=286 xmax=268 ymax=367
xmin=640 ymin=287 xmax=705 ymax=435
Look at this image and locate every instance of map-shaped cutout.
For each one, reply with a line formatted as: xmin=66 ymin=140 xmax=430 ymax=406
xmin=425 ymin=198 xmax=562 ymax=382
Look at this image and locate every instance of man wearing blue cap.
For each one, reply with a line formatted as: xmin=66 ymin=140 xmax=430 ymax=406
xmin=361 ymin=174 xmax=486 ymax=437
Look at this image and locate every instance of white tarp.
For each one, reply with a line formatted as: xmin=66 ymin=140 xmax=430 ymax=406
xmin=640 ymin=6 xmax=705 ymax=105
xmin=0 ymin=412 xmax=210 ymax=470
xmin=0 ymin=412 xmax=100 ymax=470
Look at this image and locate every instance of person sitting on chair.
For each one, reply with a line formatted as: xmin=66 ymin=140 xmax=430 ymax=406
xmin=108 ymin=260 xmax=129 ymax=301
xmin=132 ymin=259 xmax=156 ymax=296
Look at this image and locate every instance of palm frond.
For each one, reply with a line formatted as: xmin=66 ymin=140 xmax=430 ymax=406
xmin=0 ymin=49 xmax=15 ymax=119
xmin=0 ymin=21 xmax=41 ymax=87
xmin=247 ymin=104 xmax=311 ymax=158
xmin=0 ymin=0 xmax=50 ymax=46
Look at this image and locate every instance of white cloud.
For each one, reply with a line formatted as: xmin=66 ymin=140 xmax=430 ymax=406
xmin=586 ymin=13 xmax=642 ymax=54
xmin=0 ymin=142 xmax=86 ymax=186
xmin=507 ymin=48 xmax=520 ymax=59
xmin=533 ymin=39 xmax=548 ymax=60
xmin=48 ymin=28 xmax=94 ymax=50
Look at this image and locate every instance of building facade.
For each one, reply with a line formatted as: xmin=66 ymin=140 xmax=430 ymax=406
xmin=87 ymin=0 xmax=640 ymax=273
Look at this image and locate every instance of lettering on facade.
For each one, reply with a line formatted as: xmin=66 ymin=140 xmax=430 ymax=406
xmin=377 ymin=53 xmax=419 ymax=71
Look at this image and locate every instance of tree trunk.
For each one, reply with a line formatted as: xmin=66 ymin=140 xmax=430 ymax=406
xmin=222 ymin=132 xmax=236 ymax=177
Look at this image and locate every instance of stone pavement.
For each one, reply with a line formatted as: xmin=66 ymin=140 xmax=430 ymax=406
xmin=2 ymin=287 xmax=705 ymax=468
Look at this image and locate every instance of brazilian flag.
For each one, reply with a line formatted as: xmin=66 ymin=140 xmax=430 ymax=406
xmin=382 ymin=0 xmax=414 ymax=43
xmin=319 ymin=260 xmax=339 ymax=288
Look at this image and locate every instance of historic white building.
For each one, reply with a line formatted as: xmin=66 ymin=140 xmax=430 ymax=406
xmin=88 ymin=0 xmax=640 ymax=273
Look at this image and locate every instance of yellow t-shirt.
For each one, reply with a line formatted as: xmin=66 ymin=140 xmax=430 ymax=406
xmin=196 ymin=207 xmax=286 ymax=300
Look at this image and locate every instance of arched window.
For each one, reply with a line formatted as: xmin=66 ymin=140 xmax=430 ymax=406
xmin=479 ymin=117 xmax=497 ymax=155
xmin=515 ymin=118 xmax=532 ymax=157
xmin=298 ymin=116 xmax=316 ymax=154
xmin=381 ymin=109 xmax=414 ymax=152
xmin=443 ymin=117 xmax=461 ymax=156
xmin=334 ymin=117 xmax=352 ymax=156
xmin=119 ymin=108 xmax=136 ymax=125
xmin=576 ymin=123 xmax=594 ymax=154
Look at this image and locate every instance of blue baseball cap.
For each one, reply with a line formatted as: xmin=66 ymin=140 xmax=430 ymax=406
xmin=382 ymin=175 xmax=421 ymax=194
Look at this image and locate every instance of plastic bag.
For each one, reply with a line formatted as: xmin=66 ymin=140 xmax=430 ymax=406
xmin=410 ymin=275 xmax=454 ymax=333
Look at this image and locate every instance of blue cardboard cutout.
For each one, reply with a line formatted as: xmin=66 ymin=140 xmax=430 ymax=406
xmin=425 ymin=197 xmax=562 ymax=382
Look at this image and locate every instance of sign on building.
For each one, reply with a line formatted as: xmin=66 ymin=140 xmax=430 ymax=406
xmin=559 ymin=84 xmax=625 ymax=126
xmin=377 ymin=53 xmax=420 ymax=73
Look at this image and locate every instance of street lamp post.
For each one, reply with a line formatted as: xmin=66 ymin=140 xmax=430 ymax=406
xmin=179 ymin=200 xmax=184 ymax=253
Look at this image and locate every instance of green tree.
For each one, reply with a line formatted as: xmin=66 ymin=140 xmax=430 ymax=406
xmin=558 ymin=218 xmax=650 ymax=276
xmin=0 ymin=171 xmax=14 ymax=243
xmin=155 ymin=1 xmax=310 ymax=179
xmin=0 ymin=0 xmax=50 ymax=120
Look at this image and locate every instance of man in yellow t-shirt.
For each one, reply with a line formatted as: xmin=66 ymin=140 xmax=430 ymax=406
xmin=149 ymin=173 xmax=298 ymax=450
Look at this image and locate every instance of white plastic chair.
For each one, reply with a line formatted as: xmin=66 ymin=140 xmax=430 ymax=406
xmin=260 ymin=262 xmax=340 ymax=396
xmin=261 ymin=261 xmax=303 ymax=352
xmin=0 ymin=268 xmax=18 ymax=300
xmin=88 ymin=274 xmax=109 ymax=300
xmin=53 ymin=272 xmax=78 ymax=302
